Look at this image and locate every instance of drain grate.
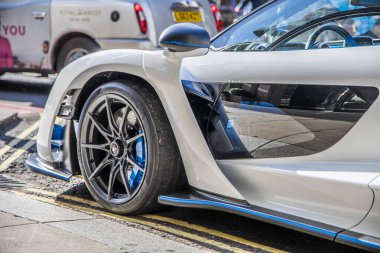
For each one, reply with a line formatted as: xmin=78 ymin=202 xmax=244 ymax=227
xmin=0 ymin=174 xmax=25 ymax=189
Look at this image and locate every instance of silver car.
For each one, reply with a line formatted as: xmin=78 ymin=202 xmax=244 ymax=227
xmin=0 ymin=0 xmax=221 ymax=74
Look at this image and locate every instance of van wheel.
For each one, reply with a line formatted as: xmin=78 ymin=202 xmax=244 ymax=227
xmin=56 ymin=37 xmax=100 ymax=72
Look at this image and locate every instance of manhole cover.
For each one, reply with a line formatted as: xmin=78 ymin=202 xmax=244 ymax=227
xmin=0 ymin=174 xmax=25 ymax=189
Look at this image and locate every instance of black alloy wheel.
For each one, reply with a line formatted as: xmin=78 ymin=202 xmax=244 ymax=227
xmin=78 ymin=81 xmax=186 ymax=214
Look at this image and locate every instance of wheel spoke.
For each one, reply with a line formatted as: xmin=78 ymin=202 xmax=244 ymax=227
xmin=89 ymin=155 xmax=114 ymax=180
xmin=119 ymin=160 xmax=132 ymax=197
xmin=127 ymin=157 xmax=144 ymax=172
xmin=88 ymin=112 xmax=112 ymax=140
xmin=82 ymin=142 xmax=109 ymax=152
xmin=119 ymin=106 xmax=129 ymax=140
xmin=107 ymin=160 xmax=120 ymax=200
xmin=105 ymin=96 xmax=119 ymax=137
xmin=126 ymin=132 xmax=144 ymax=145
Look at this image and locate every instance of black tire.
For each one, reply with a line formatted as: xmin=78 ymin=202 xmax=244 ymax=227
xmin=77 ymin=81 xmax=186 ymax=214
xmin=56 ymin=37 xmax=100 ymax=72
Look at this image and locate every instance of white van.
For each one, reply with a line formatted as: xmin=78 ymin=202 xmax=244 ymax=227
xmin=0 ymin=0 xmax=222 ymax=75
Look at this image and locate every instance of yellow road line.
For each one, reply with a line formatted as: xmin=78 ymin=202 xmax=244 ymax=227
xmin=0 ymin=135 xmax=37 ymax=172
xmin=0 ymin=119 xmax=40 ymax=158
xmin=22 ymin=188 xmax=285 ymax=253
xmin=12 ymin=190 xmax=253 ymax=253
xmin=143 ymin=214 xmax=287 ymax=253
xmin=23 ymin=188 xmax=101 ymax=208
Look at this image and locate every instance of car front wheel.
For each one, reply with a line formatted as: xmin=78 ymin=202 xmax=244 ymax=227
xmin=77 ymin=81 xmax=186 ymax=214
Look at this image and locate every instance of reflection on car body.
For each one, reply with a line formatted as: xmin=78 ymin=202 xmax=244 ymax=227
xmin=204 ymin=83 xmax=378 ymax=159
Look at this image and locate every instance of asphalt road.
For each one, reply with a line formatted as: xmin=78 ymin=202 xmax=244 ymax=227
xmin=0 ymin=74 xmax=370 ymax=253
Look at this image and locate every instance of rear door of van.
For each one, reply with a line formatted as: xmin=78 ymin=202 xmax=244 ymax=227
xmin=143 ymin=0 xmax=218 ymax=47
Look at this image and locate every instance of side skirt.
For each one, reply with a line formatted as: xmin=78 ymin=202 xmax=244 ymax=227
xmin=158 ymin=191 xmax=340 ymax=240
xmin=336 ymin=230 xmax=380 ymax=252
xmin=159 ymin=191 xmax=380 ymax=252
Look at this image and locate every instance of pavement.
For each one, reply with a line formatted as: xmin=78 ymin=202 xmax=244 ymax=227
xmin=0 ymin=190 xmax=205 ymax=253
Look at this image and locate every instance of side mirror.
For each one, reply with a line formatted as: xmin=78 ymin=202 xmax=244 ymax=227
xmin=159 ymin=23 xmax=210 ymax=57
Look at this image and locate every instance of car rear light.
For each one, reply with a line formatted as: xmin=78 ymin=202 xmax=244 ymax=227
xmin=210 ymin=4 xmax=223 ymax=32
xmin=134 ymin=3 xmax=147 ymax=34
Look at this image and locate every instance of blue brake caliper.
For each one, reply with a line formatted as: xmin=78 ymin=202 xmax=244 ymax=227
xmin=128 ymin=130 xmax=145 ymax=190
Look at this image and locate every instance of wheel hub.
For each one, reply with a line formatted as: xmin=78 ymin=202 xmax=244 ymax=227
xmin=110 ymin=139 xmax=124 ymax=158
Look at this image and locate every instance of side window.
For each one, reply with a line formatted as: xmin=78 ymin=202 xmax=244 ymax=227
xmin=210 ymin=0 xmax=368 ymax=51
xmin=275 ymin=15 xmax=380 ymax=51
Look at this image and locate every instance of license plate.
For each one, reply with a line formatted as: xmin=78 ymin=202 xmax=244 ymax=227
xmin=172 ymin=11 xmax=203 ymax=23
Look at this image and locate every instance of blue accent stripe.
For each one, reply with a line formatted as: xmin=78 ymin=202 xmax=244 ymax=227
xmin=161 ymin=40 xmax=208 ymax=48
xmin=26 ymin=161 xmax=70 ymax=181
xmin=338 ymin=234 xmax=380 ymax=250
xmin=159 ymin=196 xmax=337 ymax=238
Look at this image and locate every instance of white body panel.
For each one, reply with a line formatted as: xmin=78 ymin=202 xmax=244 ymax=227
xmin=37 ymin=49 xmax=244 ymax=200
xmin=351 ymin=175 xmax=380 ymax=238
xmin=181 ymin=46 xmax=380 ymax=230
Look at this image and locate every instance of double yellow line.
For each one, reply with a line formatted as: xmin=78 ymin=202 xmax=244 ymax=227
xmin=15 ymin=188 xmax=287 ymax=253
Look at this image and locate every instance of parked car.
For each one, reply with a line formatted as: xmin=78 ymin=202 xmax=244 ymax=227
xmin=27 ymin=0 xmax=380 ymax=251
xmin=0 ymin=0 xmax=221 ymax=75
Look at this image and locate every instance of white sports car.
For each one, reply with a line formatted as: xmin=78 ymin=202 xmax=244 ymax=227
xmin=27 ymin=0 xmax=380 ymax=251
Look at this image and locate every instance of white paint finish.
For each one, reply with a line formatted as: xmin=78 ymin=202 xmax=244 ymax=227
xmin=37 ymin=49 xmax=244 ymax=200
xmin=143 ymin=51 xmax=244 ymax=200
xmin=34 ymin=38 xmax=380 ymax=234
xmin=181 ymin=47 xmax=380 ymax=87
xmin=218 ymin=160 xmax=377 ymax=229
xmin=351 ymin=175 xmax=380 ymax=238
xmin=37 ymin=49 xmax=145 ymax=162
xmin=181 ymin=46 xmax=380 ymax=228
xmin=96 ymin=38 xmax=155 ymax=51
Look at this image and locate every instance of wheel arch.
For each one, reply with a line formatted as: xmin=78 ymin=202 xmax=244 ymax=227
xmin=68 ymin=71 xmax=171 ymax=176
xmin=51 ymin=32 xmax=100 ymax=72
xmin=72 ymin=71 xmax=159 ymax=121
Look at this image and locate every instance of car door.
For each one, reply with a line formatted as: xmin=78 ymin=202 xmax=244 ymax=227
xmin=0 ymin=0 xmax=50 ymax=72
xmin=180 ymin=0 xmax=380 ymax=230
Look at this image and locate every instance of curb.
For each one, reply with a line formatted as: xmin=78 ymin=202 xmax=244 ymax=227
xmin=0 ymin=113 xmax=18 ymax=132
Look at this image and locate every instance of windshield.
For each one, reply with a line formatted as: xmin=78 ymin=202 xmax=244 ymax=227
xmin=211 ymin=0 xmax=366 ymax=51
